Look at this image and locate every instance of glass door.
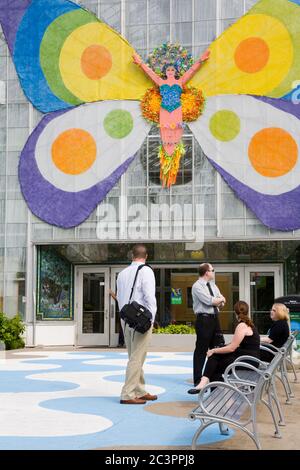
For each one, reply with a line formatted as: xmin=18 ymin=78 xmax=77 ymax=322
xmin=214 ymin=266 xmax=244 ymax=334
xmin=245 ymin=266 xmax=282 ymax=334
xmin=76 ymin=267 xmax=109 ymax=346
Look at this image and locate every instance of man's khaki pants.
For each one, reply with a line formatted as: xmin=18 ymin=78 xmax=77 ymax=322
xmin=121 ymin=320 xmax=153 ymax=400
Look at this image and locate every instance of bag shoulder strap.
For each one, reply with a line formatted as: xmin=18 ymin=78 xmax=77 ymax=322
xmin=128 ymin=264 xmax=152 ymax=303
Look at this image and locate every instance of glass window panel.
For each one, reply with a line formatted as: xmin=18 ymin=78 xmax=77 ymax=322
xmin=0 ymin=176 xmax=5 ymax=199
xmin=126 ymin=0 xmax=147 ymax=24
xmin=195 ymin=0 xmax=217 ymax=20
xmin=172 ymin=0 xmax=192 ymax=22
xmin=82 ymin=273 xmax=105 ymax=333
xmin=215 ymin=272 xmax=240 ymax=333
xmin=7 ymin=128 xmax=29 ymax=150
xmin=222 ymin=193 xmax=244 ymax=218
xmin=8 ymin=103 xmax=29 ymax=127
xmin=32 ymin=224 xmax=53 ymax=241
xmin=126 ymin=148 xmax=147 ymax=188
xmin=220 ymin=0 xmax=244 ymax=18
xmin=246 ymin=219 xmax=270 ymax=236
xmin=149 ymin=24 xmax=170 ymax=48
xmin=100 ymin=1 xmax=121 ymax=31
xmin=250 ymin=272 xmax=275 ymax=333
xmin=77 ymin=222 xmax=98 ymax=240
xmin=0 ymin=201 xmax=4 ymax=224
xmin=0 ymin=105 xmax=6 ymax=123
xmin=53 ymin=227 xmax=76 ymax=241
xmin=32 ymin=107 xmax=43 ymax=127
xmin=246 ymin=0 xmax=258 ymax=10
xmin=220 ymin=18 xmax=238 ymax=33
xmin=8 ymin=58 xmax=17 ymax=79
xmin=149 ymin=0 xmax=170 ymax=24
xmin=171 ymin=22 xmax=192 ymax=46
xmin=194 ymin=20 xmax=217 ymax=44
xmin=194 ymin=44 xmax=210 ymax=57
xmin=5 ymin=223 xmax=27 ymax=248
xmin=7 ymin=79 xmax=26 ymax=103
xmin=6 ymin=175 xmax=23 ymax=200
xmin=126 ymin=25 xmax=147 ymax=49
xmin=6 ymin=151 xmax=19 ymax=176
xmin=82 ymin=1 xmax=97 ymax=14
xmin=5 ymin=247 xmax=26 ymax=272
xmin=222 ymin=219 xmax=245 ymax=237
xmin=0 ymin=152 xmax=5 ymax=175
xmin=0 ymin=127 xmax=6 ymax=148
xmin=6 ymin=199 xmax=28 ymax=223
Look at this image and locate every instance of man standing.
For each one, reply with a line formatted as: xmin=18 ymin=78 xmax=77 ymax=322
xmin=117 ymin=244 xmax=157 ymax=404
xmin=189 ymin=263 xmax=226 ymax=391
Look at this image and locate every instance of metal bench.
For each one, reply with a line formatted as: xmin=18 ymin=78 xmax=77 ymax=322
xmin=188 ymin=351 xmax=283 ymax=450
xmin=260 ymin=331 xmax=298 ymax=404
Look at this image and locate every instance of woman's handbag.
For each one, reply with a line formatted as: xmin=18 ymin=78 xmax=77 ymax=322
xmin=120 ymin=265 xmax=152 ymax=334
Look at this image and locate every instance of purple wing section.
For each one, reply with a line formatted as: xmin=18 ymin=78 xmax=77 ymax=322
xmin=209 ymin=158 xmax=300 ymax=231
xmin=0 ymin=0 xmax=31 ymax=52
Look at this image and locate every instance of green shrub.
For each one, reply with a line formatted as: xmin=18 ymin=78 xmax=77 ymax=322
xmin=0 ymin=312 xmax=25 ymax=350
xmin=153 ymin=324 xmax=195 ymax=334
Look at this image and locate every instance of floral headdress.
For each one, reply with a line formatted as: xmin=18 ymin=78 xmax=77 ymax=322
xmin=147 ymin=43 xmax=194 ymax=77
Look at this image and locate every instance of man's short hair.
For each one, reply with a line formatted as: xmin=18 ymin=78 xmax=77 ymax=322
xmin=132 ymin=244 xmax=148 ymax=259
xmin=198 ymin=263 xmax=210 ymax=277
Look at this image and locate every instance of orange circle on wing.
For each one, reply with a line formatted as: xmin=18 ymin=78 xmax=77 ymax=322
xmin=248 ymin=127 xmax=298 ymax=177
xmin=52 ymin=129 xmax=97 ymax=175
xmin=234 ymin=37 xmax=270 ymax=73
xmin=81 ymin=44 xmax=112 ymax=80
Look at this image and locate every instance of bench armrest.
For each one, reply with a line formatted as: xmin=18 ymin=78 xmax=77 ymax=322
xmin=260 ymin=342 xmax=281 ymax=353
xmin=224 ymin=360 xmax=266 ymax=391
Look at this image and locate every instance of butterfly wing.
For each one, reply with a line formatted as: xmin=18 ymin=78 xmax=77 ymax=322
xmin=19 ymin=100 xmax=151 ymax=227
xmin=190 ymin=0 xmax=299 ymax=100
xmin=0 ymin=0 xmax=151 ymax=112
xmin=188 ymin=94 xmax=300 ymax=231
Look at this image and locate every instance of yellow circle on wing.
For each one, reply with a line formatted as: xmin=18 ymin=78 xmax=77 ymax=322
xmin=248 ymin=127 xmax=298 ymax=178
xmin=192 ymin=14 xmax=293 ymax=97
xmin=51 ymin=129 xmax=97 ymax=175
xmin=59 ymin=22 xmax=150 ymax=102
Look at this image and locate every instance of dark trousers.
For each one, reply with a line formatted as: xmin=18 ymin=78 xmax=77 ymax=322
xmin=193 ymin=314 xmax=222 ymax=386
xmin=203 ymin=352 xmax=236 ymax=382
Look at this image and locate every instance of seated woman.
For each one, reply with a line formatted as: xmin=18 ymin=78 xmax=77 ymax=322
xmin=188 ymin=300 xmax=260 ymax=394
xmin=260 ymin=303 xmax=290 ymax=363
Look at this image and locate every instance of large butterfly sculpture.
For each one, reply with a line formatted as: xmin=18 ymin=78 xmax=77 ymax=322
xmin=1 ymin=0 xmax=300 ymax=230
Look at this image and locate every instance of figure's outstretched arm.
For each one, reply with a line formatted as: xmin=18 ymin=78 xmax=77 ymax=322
xmin=133 ymin=53 xmax=162 ymax=86
xmin=181 ymin=49 xmax=210 ymax=85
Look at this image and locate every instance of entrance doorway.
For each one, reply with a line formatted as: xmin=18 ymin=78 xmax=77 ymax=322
xmin=75 ymin=267 xmax=109 ymax=346
xmin=75 ymin=264 xmax=282 ymax=346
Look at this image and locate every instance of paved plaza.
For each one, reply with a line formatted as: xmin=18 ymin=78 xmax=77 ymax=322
xmin=0 ymin=348 xmax=299 ymax=450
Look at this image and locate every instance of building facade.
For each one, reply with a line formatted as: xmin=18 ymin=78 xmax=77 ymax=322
xmin=0 ymin=0 xmax=300 ymax=347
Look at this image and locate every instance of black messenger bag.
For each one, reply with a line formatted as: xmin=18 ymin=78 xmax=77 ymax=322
xmin=120 ymin=264 xmax=152 ymax=334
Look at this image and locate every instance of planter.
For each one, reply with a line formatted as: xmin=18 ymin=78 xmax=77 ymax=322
xmin=150 ymin=333 xmax=233 ymax=351
xmin=150 ymin=333 xmax=196 ymax=350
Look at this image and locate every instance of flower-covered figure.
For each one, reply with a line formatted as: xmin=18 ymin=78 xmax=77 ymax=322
xmin=133 ymin=46 xmax=209 ymax=186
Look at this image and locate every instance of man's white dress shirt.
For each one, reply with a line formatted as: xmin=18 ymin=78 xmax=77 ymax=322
xmin=117 ymin=261 xmax=157 ymax=323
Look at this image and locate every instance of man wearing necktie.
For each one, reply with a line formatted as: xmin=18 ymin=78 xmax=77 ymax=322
xmin=190 ymin=263 xmax=226 ymax=388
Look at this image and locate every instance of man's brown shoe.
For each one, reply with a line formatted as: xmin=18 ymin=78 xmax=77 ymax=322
xmin=120 ymin=398 xmax=146 ymax=404
xmin=139 ymin=393 xmax=158 ymax=401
